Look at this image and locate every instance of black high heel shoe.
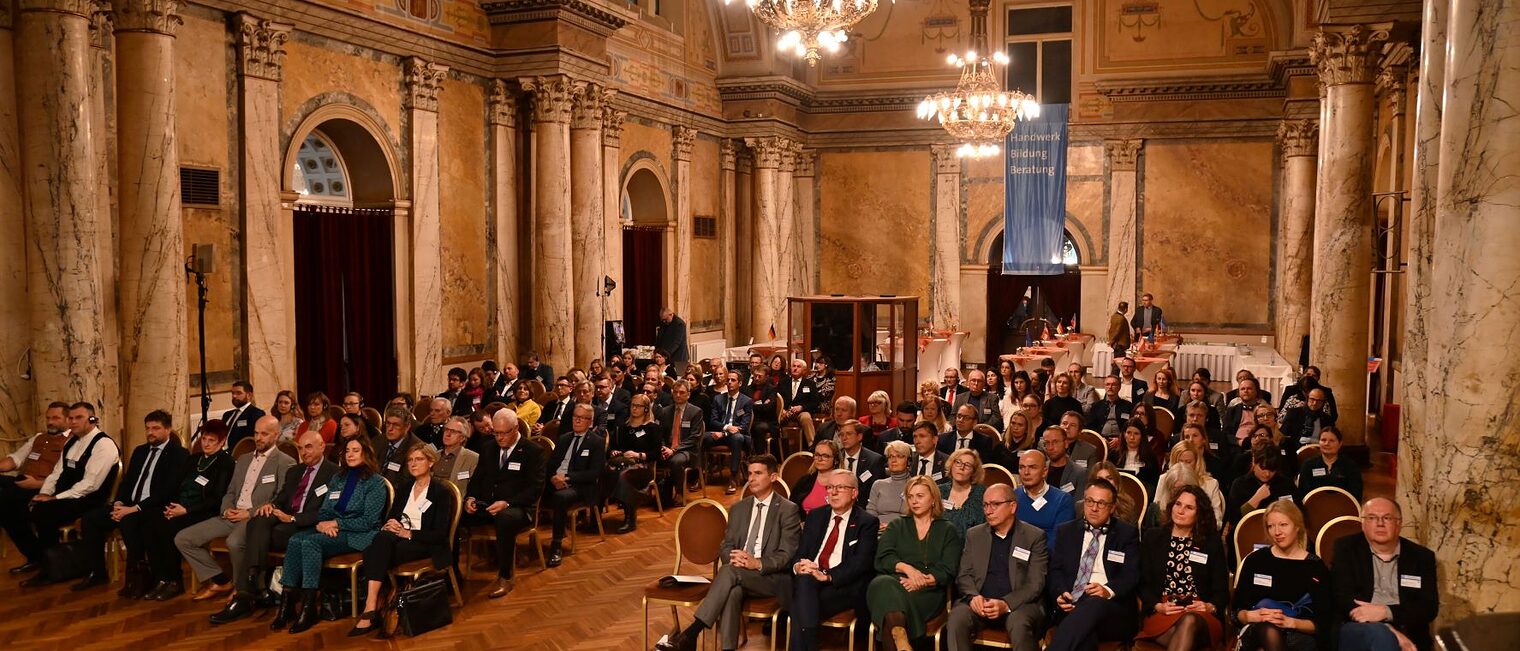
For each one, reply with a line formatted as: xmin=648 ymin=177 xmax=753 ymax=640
xmin=346 ymin=610 xmax=381 ymax=637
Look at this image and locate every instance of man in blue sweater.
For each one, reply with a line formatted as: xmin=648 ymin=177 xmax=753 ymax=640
xmin=1011 ymin=448 xmax=1074 ymax=549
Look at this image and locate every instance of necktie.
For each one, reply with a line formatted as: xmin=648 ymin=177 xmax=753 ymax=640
xmin=918 ymin=459 xmax=929 ymax=476
xmin=1073 ymin=525 xmax=1103 ymax=592
xmin=291 ymin=465 xmax=316 ymax=512
xmin=726 ymin=396 xmax=737 ymax=425
xmin=670 ymin=410 xmax=682 ymax=448
xmin=846 ymin=456 xmax=855 ymax=472
xmin=818 ymin=515 xmax=844 ymax=570
xmin=500 ymin=448 xmax=509 ymax=470
xmin=746 ymin=502 xmax=766 ymax=557
xmin=132 ymin=447 xmax=159 ymax=502
xmin=959 ymin=437 xmax=970 ymax=450
xmin=569 ymin=436 xmax=583 ymax=462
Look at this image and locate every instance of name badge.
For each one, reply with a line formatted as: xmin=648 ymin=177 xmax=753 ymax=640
xmin=1209 ymin=442 xmax=1220 ymax=450
xmin=456 ymin=470 xmax=471 ymax=480
xmin=634 ymin=430 xmax=646 ymax=438
xmin=261 ymin=474 xmax=275 ymax=484
xmin=417 ymin=498 xmax=432 ymax=513
xmin=848 ymin=539 xmax=858 ymax=547
xmin=983 ymin=407 xmax=992 ymax=415
xmin=859 ymin=469 xmax=874 ymax=481
xmin=942 ymin=499 xmax=955 ymax=510
xmin=1400 ymin=574 xmax=1422 ymax=589
xmin=1012 ymin=546 xmax=1031 ymax=561
xmin=1188 ymin=550 xmax=1209 ymax=564
xmin=1312 ymin=467 xmax=1328 ymax=477
xmin=1060 ymin=482 xmax=1075 ymax=493
xmin=26 ymin=452 xmax=39 ymax=460
xmin=1032 ymin=496 xmax=1047 ymax=511
xmin=1277 ymin=494 xmax=1293 ymax=502
xmin=681 ymin=422 xmax=691 ymax=428
xmin=314 ymin=485 xmax=329 ymax=496
xmin=386 ymin=462 xmax=401 ymax=472
xmin=580 ymin=449 xmax=590 ymax=457
xmin=931 ymin=471 xmax=943 ymax=481
xmin=194 ymin=475 xmax=210 ymax=486
xmin=237 ymin=419 xmax=248 ymax=426
xmin=801 ymin=387 xmax=811 ymax=393
xmin=1254 ymin=543 xmax=1269 ymax=551
xmin=1118 ymin=413 xmax=1130 ymax=420
xmin=1253 ymin=573 xmax=1273 ymax=587
xmin=1074 ymin=459 xmax=1088 ymax=469
xmin=507 ymin=462 xmax=522 ymax=471
xmin=1106 ymin=550 xmax=1126 ymax=563
xmin=329 ymin=492 xmax=341 ymax=500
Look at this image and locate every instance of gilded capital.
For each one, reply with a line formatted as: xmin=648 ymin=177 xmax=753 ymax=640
xmin=87 ymin=0 xmax=111 ymax=49
xmin=404 ymin=57 xmax=447 ymax=112
xmin=930 ymin=144 xmax=960 ymax=175
xmin=111 ymin=0 xmax=181 ymax=36
xmin=1105 ymin=139 xmax=1143 ymax=172
xmin=601 ymin=106 xmax=626 ymax=147
xmin=1277 ymin=119 xmax=1319 ymax=159
xmin=18 ymin=0 xmax=97 ymax=19
xmin=236 ymin=13 xmax=291 ymax=81
xmin=673 ymin=126 xmax=697 ymax=162
xmin=488 ymin=79 xmax=518 ymax=127
xmin=1309 ymin=23 xmax=1391 ymax=87
xmin=571 ymin=82 xmax=612 ymax=130
xmin=745 ymin=136 xmax=791 ymax=169
xmin=720 ymin=140 xmax=737 ymax=171
xmin=520 ymin=75 xmax=583 ymax=124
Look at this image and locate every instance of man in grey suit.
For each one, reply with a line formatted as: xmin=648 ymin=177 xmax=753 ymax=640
xmin=658 ymin=454 xmax=802 ymax=651
xmin=656 ymin=380 xmax=706 ymax=503
xmin=432 ymin=416 xmax=480 ymax=497
xmin=947 ymin=483 xmax=1048 ymax=651
xmin=173 ymin=416 xmax=294 ymax=596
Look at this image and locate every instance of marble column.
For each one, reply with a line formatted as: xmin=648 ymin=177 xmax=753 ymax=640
xmin=521 ymin=75 xmax=581 ymax=371
xmin=112 ymin=0 xmax=187 ymax=435
xmin=489 ymin=80 xmax=521 ymax=364
xmin=88 ymin=2 xmax=122 ymax=431
xmin=793 ymin=149 xmax=817 ymax=295
xmin=1406 ymin=0 xmax=1520 ymax=619
xmin=1375 ymin=65 xmax=1408 ymax=412
xmin=570 ymin=84 xmax=609 ymax=364
xmin=0 ymin=5 xmax=34 ymax=436
xmin=1308 ymin=23 xmax=1388 ymax=446
xmin=16 ymin=0 xmax=113 ymax=419
xmin=735 ymin=150 xmax=754 ymax=338
xmin=601 ymin=105 xmax=625 ymax=321
xmin=1104 ymin=139 xmax=1142 ymax=321
xmin=929 ymin=144 xmax=962 ymax=329
xmin=403 ymin=57 xmax=446 ymax=393
xmin=672 ymin=126 xmax=696 ymax=319
xmin=720 ymin=140 xmax=738 ymax=342
xmin=746 ymin=136 xmax=787 ymax=341
xmin=236 ymin=14 xmax=292 ymax=409
xmin=1275 ymin=120 xmax=1318 ymax=367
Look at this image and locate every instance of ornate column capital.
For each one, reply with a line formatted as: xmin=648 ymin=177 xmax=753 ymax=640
xmin=520 ymin=75 xmax=582 ymax=124
xmin=18 ymin=0 xmax=96 ymax=18
xmin=1105 ymin=139 xmax=1143 ymax=172
xmin=930 ymin=144 xmax=961 ymax=175
xmin=488 ymin=79 xmax=518 ymax=127
xmin=1310 ymin=23 xmax=1391 ymax=87
xmin=1377 ymin=65 xmax=1408 ymax=115
xmin=87 ymin=1 xmax=111 ymax=48
xmin=673 ymin=126 xmax=697 ymax=162
xmin=745 ymin=136 xmax=791 ymax=170
xmin=1277 ymin=119 xmax=1320 ymax=159
xmin=793 ymin=148 xmax=816 ymax=177
xmin=404 ymin=57 xmax=447 ymax=112
xmin=110 ymin=0 xmax=179 ymax=35
xmin=720 ymin=140 xmax=738 ymax=171
xmin=736 ymin=150 xmax=753 ymax=175
xmin=236 ymin=13 xmax=291 ymax=81
xmin=571 ymin=82 xmax=612 ymax=130
xmin=601 ymin=106 xmax=626 ymax=146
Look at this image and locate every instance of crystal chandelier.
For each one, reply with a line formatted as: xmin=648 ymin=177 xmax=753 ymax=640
xmin=725 ymin=0 xmax=887 ymax=66
xmin=916 ymin=0 xmax=1040 ymax=158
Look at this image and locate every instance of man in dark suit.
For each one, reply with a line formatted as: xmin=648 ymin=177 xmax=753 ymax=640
xmin=464 ymin=409 xmax=546 ymax=599
xmin=778 ymin=358 xmax=821 ymax=446
xmin=939 ymin=367 xmax=968 ymax=403
xmin=1332 ymin=498 xmax=1440 ymax=651
xmin=788 ymin=469 xmax=879 ymax=651
xmin=1281 ymin=386 xmax=1337 ymax=446
xmin=939 ymin=403 xmax=1002 ymax=459
xmin=73 ymin=410 xmax=190 ymax=591
xmin=411 ymin=398 xmax=451 ymax=449
xmin=814 ymin=395 xmax=857 ymax=444
xmin=1279 ymin=366 xmax=1337 ymax=415
xmin=1041 ymin=426 xmax=1090 ymax=499
xmin=657 ymin=381 xmax=706 ymax=502
xmin=948 ymin=483 xmax=1048 ymax=651
xmin=706 ymin=372 xmax=754 ymax=494
xmin=523 ymin=352 xmax=555 ymax=387
xmin=659 ymin=454 xmax=802 ymax=651
xmin=543 ymin=404 xmax=607 ymax=567
xmin=654 ymin=308 xmax=690 ymax=376
xmin=592 ymin=376 xmax=628 ymax=432
xmin=537 ymin=377 xmax=575 ymax=434
xmin=872 ymin=402 xmax=920 ymax=453
xmin=222 ymin=380 xmax=266 ymax=448
xmin=1087 ymin=375 xmax=1134 ymax=439
xmin=744 ymin=367 xmax=781 ymax=456
xmin=1130 ymin=293 xmax=1164 ymax=339
xmin=1222 ymin=377 xmax=1268 ymax=459
xmin=1046 ymin=479 xmax=1141 ymax=651
xmin=952 ymin=370 xmax=1003 ymax=427
xmin=908 ymin=421 xmax=949 ymax=482
xmin=375 ymin=406 xmax=428 ymax=487
xmin=834 ymin=420 xmax=884 ymax=508
xmin=438 ymin=367 xmax=472 ymax=416
xmin=1107 ymin=302 xmax=1132 ymax=356
xmin=210 ymin=430 xmax=337 ymax=623
xmin=1225 ymin=369 xmax=1274 ymax=407
xmin=1114 ymin=356 xmax=1148 ymax=403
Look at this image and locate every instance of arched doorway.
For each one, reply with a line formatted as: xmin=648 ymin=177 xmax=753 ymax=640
xmin=621 ymin=166 xmax=669 ymax=348
xmin=985 ymin=231 xmax=1083 ymax=362
xmin=289 ymin=123 xmax=398 ymax=407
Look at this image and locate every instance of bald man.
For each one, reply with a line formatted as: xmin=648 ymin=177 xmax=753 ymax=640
xmin=465 ymin=409 xmax=545 ymax=599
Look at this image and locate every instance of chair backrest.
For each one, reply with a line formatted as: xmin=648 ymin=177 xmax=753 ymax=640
xmin=276 ymin=440 xmax=298 ymax=462
xmin=1115 ymin=471 xmax=1149 ymax=526
xmin=360 ymin=407 xmax=382 ymax=431
xmin=1233 ymin=508 xmax=1270 ymax=574
xmin=108 ymin=457 xmax=126 ymax=500
xmin=411 ymin=402 xmax=431 ymax=423
xmin=674 ymin=499 xmax=730 ymax=573
xmin=982 ymin=463 xmax=1015 ymax=488
xmin=1296 ymin=443 xmax=1322 ymax=467
xmin=1303 ymin=486 xmax=1361 ymax=545
xmin=381 ymin=477 xmax=396 ymax=521
xmin=971 ymin=424 xmax=999 ymax=440
xmin=1315 ymin=515 xmax=1362 ymax=566
xmin=780 ymin=451 xmax=813 ymax=489
xmin=327 ymin=405 xmax=345 ymax=423
xmin=539 ymin=420 xmax=560 ymax=441
xmin=483 ymin=402 xmax=509 ymax=417
xmin=1153 ymin=407 xmax=1175 ymax=435
xmin=531 ymin=434 xmax=555 ymax=452
xmin=231 ymin=437 xmax=256 ymax=459
xmin=1077 ymin=429 xmax=1108 ymax=463
xmin=440 ymin=480 xmax=463 ymax=552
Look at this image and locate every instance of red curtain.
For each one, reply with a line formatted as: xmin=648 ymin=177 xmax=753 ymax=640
xmin=294 ymin=206 xmax=398 ymax=406
xmin=622 ymin=228 xmax=664 ymax=347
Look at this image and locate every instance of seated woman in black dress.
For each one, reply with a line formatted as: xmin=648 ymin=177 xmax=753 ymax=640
xmin=349 ymin=444 xmax=454 ymax=637
xmin=1137 ymin=485 xmax=1230 ymax=651
xmin=605 ymin=393 xmax=664 ymax=533
xmin=1232 ymin=500 xmax=1332 ymax=651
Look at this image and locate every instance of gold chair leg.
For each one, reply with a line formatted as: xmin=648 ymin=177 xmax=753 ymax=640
xmin=350 ymin=566 xmax=361 ymax=618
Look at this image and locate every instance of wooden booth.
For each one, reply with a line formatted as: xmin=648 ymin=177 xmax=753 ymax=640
xmin=785 ymin=296 xmax=919 ymax=408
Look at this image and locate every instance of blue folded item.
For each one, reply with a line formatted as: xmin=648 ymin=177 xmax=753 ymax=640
xmin=1253 ymin=593 xmax=1314 ymax=618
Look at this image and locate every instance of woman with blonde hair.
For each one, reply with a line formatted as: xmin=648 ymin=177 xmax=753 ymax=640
xmin=866 ymin=476 xmax=963 ymax=651
xmin=859 ymin=390 xmax=897 ymax=442
xmin=868 ymin=440 xmax=914 ymax=530
xmin=1002 ymin=410 xmax=1037 ymax=453
xmin=1231 ymin=501 xmax=1331 ymax=651
xmin=917 ymin=382 xmax=950 ymax=434
xmin=937 ymin=448 xmax=986 ymax=536
xmin=1164 ymin=441 xmax=1225 ymax=522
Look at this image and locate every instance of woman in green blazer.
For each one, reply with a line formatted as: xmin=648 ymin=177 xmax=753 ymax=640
xmin=866 ymin=475 xmax=965 ymax=651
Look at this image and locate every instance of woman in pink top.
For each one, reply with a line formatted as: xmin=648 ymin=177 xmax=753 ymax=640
xmin=790 ymin=438 xmax=841 ymax=514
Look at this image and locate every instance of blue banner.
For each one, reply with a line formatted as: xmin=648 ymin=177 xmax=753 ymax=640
xmin=1003 ymin=103 xmax=1069 ymax=275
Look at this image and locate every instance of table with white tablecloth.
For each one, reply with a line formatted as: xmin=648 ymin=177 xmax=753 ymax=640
xmin=1091 ymin=341 xmax=1294 ymax=396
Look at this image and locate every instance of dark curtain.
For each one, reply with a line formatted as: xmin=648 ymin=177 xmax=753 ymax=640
xmin=985 ymin=236 xmax=1082 ymax=361
xmin=294 ymin=206 xmax=397 ymax=406
xmin=622 ymin=228 xmax=663 ymax=347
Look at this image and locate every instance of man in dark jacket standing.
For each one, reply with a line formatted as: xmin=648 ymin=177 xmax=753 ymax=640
xmin=655 ymin=308 xmax=689 ymax=376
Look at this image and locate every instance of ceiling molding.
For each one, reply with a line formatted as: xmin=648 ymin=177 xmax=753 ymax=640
xmin=481 ymin=0 xmax=629 ymax=36
xmin=1094 ymin=74 xmax=1285 ymax=103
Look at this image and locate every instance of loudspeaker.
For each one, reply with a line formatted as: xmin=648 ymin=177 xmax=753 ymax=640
xmin=190 ymin=243 xmax=216 ymax=274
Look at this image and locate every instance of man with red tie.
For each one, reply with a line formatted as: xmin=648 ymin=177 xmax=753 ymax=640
xmin=788 ymin=469 xmax=880 ymax=651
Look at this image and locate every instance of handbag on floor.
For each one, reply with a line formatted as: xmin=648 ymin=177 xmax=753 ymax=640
xmin=42 ymin=541 xmax=87 ymax=583
xmin=390 ymin=574 xmax=452 ymax=636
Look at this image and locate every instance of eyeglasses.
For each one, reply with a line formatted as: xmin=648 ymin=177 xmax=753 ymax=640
xmin=1362 ymin=515 xmax=1400 ymax=524
xmin=443 ymin=428 xmax=468 ymax=436
xmin=983 ymin=499 xmax=1013 ymax=509
xmin=954 ymin=414 xmax=975 ymax=421
xmin=1086 ymin=499 xmax=1115 ymax=507
xmin=822 ymin=484 xmax=856 ymax=493
xmin=951 ymin=460 xmax=975 ymax=470
xmin=814 ymin=453 xmax=835 ymax=459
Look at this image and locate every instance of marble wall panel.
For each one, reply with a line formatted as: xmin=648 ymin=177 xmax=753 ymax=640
xmin=437 ymin=77 xmax=488 ymax=355
xmin=1067 ymin=178 xmax=1105 ymax=264
xmin=817 ymin=150 xmax=930 ymax=313
xmin=688 ymin=137 xmax=722 ymax=329
xmin=183 ymin=207 xmax=239 ymax=376
xmin=620 ymin=120 xmax=673 ymax=177
xmin=1140 ymin=140 xmax=1274 ymax=329
xmin=281 ymin=38 xmax=402 ymax=147
xmin=1069 ymin=143 xmax=1104 ymax=178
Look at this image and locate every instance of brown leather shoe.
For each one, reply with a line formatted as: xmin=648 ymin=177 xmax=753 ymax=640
xmin=192 ymin=581 xmax=233 ymax=601
xmin=487 ymin=578 xmax=513 ymax=599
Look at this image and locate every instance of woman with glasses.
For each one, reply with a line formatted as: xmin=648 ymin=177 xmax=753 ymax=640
xmin=349 ymin=444 xmax=453 ymax=637
xmin=867 ymin=476 xmax=964 ymax=651
xmin=859 ymin=390 xmax=897 ymax=442
xmin=1137 ymin=485 xmax=1229 ymax=651
xmin=607 ymin=394 xmax=664 ymax=533
xmin=868 ymin=440 xmax=914 ymax=531
xmin=792 ymin=439 xmax=841 ymax=514
xmin=1231 ymin=501 xmax=1331 ymax=651
xmin=937 ymin=448 xmax=987 ymax=537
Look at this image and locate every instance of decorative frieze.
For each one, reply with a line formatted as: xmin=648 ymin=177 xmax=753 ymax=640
xmin=18 ymin=0 xmax=96 ymax=18
xmin=1310 ymin=23 xmax=1392 ymax=86
xmin=404 ymin=57 xmax=447 ymax=112
xmin=720 ymin=140 xmax=737 ymax=171
xmin=236 ymin=13 xmax=290 ymax=81
xmin=87 ymin=0 xmax=111 ymax=49
xmin=488 ymin=79 xmax=518 ymax=127
xmin=793 ymin=148 xmax=815 ymax=177
xmin=520 ymin=75 xmax=582 ymax=124
xmin=1377 ymin=65 xmax=1408 ymax=116
xmin=1105 ymin=139 xmax=1143 ymax=172
xmin=673 ymin=126 xmax=696 ymax=162
xmin=110 ymin=0 xmax=180 ymax=35
xmin=1277 ymin=119 xmax=1320 ymax=159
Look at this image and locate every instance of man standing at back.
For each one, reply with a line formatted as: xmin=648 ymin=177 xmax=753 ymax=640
xmin=655 ymin=308 xmax=690 ymax=376
xmin=1130 ymin=293 xmax=1164 ymax=339
xmin=1108 ymin=302 xmax=1132 ymax=356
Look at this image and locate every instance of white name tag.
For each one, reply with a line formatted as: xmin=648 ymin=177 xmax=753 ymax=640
xmin=315 ymin=485 xmax=329 ymax=496
xmin=942 ymin=499 xmax=955 ymax=510
xmin=859 ymin=470 xmax=872 ymax=481
xmin=386 ymin=462 xmax=401 ymax=472
xmin=1118 ymin=413 xmax=1130 ymax=420
xmin=1060 ymin=482 xmax=1075 ymax=493
xmin=26 ymin=452 xmax=39 ymax=460
xmin=194 ymin=475 xmax=209 ymax=486
xmin=580 ymin=449 xmax=590 ymax=457
xmin=848 ymin=538 xmax=858 ymax=546
xmin=1188 ymin=550 xmax=1209 ymax=564
xmin=1032 ymin=496 xmax=1047 ymax=511
xmin=801 ymin=387 xmax=811 ymax=393
xmin=634 ymin=430 xmax=646 ymax=438
xmin=329 ymin=492 xmax=340 ymax=500
xmin=261 ymin=474 xmax=275 ymax=484
xmin=456 ymin=470 xmax=470 ymax=480
xmin=1277 ymin=494 xmax=1293 ymax=502
xmin=1106 ymin=550 xmax=1126 ymax=563
xmin=1209 ymin=442 xmax=1220 ymax=450
xmin=681 ymin=422 xmax=691 ymax=428
xmin=1012 ymin=546 xmax=1031 ymax=561
xmin=417 ymin=498 xmax=432 ymax=512
xmin=507 ymin=462 xmax=522 ymax=471
xmin=237 ymin=420 xmax=248 ymax=426
xmin=1074 ymin=459 xmax=1088 ymax=468
xmin=66 ymin=459 xmax=77 ymax=469
xmin=931 ymin=471 xmax=943 ymax=481
xmin=1253 ymin=573 xmax=1273 ymax=587
xmin=1400 ymin=574 xmax=1422 ymax=589
xmin=1312 ymin=467 xmax=1328 ymax=477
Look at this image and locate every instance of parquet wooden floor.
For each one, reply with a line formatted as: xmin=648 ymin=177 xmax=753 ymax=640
xmin=0 ymin=459 xmax=1396 ymax=650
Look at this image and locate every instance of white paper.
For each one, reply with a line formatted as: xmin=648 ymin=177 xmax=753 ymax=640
xmin=665 ymin=575 xmax=711 ymax=584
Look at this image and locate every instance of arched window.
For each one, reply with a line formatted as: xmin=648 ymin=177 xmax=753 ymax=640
xmin=292 ymin=131 xmax=351 ymax=206
xmin=1060 ymin=231 xmax=1080 ymax=266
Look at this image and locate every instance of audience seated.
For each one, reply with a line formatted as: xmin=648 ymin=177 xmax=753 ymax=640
xmin=938 ymin=449 xmax=988 ymax=537
xmin=1089 ymin=375 xmax=1133 ymax=439
xmin=607 ymin=394 xmax=663 ymax=533
xmin=1113 ymin=419 xmax=1161 ymax=490
xmin=1298 ymin=425 xmax=1363 ymax=501
xmin=814 ymin=395 xmax=856 ymax=444
xmin=873 ymin=401 xmax=919 ymax=453
xmin=465 ymin=409 xmax=495 ymax=454
xmin=374 ymin=406 xmax=427 ymax=487
xmin=223 ymin=381 xmax=266 ymax=447
xmin=1013 ymin=448 xmax=1075 ymax=552
xmin=706 ymin=371 xmax=754 ymax=494
xmin=1059 ymin=411 xmax=1102 ymax=469
xmin=349 ymin=443 xmax=455 ymax=637
xmin=1143 ymin=368 xmax=1183 ymax=423
xmin=1184 ymin=386 xmax=1225 ymax=437
xmin=939 ymin=367 xmax=967 ymax=403
xmin=946 ymin=482 xmax=1047 ymax=651
xmin=591 ymin=375 xmax=628 ymax=431
xmin=537 ymin=377 xmax=575 ymax=433
xmin=1282 ymin=387 xmax=1337 ymax=448
xmin=1191 ymin=368 xmax=1228 ymax=416
xmin=834 ymin=420 xmax=885 ymax=508
xmin=13 ymin=402 xmax=122 ymax=587
xmin=938 ymin=404 xmax=1001 ymax=459
xmin=270 ymin=391 xmax=303 ymax=443
xmin=867 ymin=476 xmax=964 ymax=651
xmin=1227 ymin=443 xmax=1298 ymax=525
xmin=336 ymin=413 xmax=371 ymax=458
xmin=788 ymin=469 xmax=879 ymax=651
xmin=1047 ymin=479 xmax=1142 ymax=651
xmin=542 ymin=404 xmax=607 ymax=568
xmin=463 ymin=409 xmax=544 ymax=599
xmin=150 ymin=421 xmax=234 ymax=596
xmin=1116 ymin=357 xmax=1148 ymax=403
xmin=297 ymin=392 xmax=338 ymax=445
xmin=1160 ymin=441 xmax=1227 ymax=523
xmin=907 ymin=421 xmax=947 ymax=481
xmin=778 ymin=358 xmax=822 ymax=447
xmin=0 ymin=402 xmax=70 ymax=574
xmin=1181 ymin=422 xmax=1229 ymax=487
xmin=857 ymin=390 xmax=897 ymax=446
xmin=918 ymin=384 xmax=951 ymax=435
xmin=793 ymin=439 xmax=841 ymax=515
xmin=1084 ymin=462 xmax=1140 ymax=525
xmin=507 ymin=382 xmax=542 ymax=431
xmin=1231 ymin=501 xmax=1332 ymax=651
xmin=1041 ymin=425 xmax=1090 ymax=498
xmin=1279 ymin=366 xmax=1337 ymax=420
xmin=951 ymin=370 xmax=1003 ymax=427
xmin=1332 ymin=498 xmax=1439 ymax=651
xmin=411 ymin=398 xmax=450 ymax=449
xmin=655 ymin=380 xmax=705 ymax=503
xmin=742 ymin=366 xmax=781 ymax=456
xmin=1224 ymin=377 xmax=1270 ymax=458
xmin=868 ymin=440 xmax=914 ymax=530
xmin=1041 ymin=374 xmax=1084 ymax=430
xmin=431 ymin=416 xmax=479 ymax=497
xmin=1138 ymin=485 xmax=1230 ymax=651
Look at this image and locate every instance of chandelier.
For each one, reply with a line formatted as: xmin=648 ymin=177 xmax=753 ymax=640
xmin=725 ymin=0 xmax=886 ymax=66
xmin=916 ymin=0 xmax=1040 ymax=158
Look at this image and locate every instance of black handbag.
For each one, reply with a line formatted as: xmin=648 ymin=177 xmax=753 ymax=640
xmin=391 ymin=575 xmax=452 ymax=636
xmin=43 ymin=541 xmax=87 ymax=583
